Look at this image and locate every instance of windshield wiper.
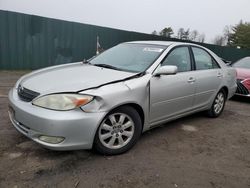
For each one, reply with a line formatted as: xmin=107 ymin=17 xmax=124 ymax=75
xmin=94 ymin=64 xmax=122 ymax=71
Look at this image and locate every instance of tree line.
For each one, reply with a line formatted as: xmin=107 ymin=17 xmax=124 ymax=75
xmin=152 ymin=27 xmax=206 ymax=43
xmin=152 ymin=21 xmax=250 ymax=49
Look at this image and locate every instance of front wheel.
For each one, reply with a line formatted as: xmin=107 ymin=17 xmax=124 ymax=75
xmin=207 ymin=90 xmax=226 ymax=118
xmin=94 ymin=106 xmax=142 ymax=155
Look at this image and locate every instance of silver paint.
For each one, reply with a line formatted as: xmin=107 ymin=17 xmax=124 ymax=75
xmin=8 ymin=41 xmax=237 ymax=150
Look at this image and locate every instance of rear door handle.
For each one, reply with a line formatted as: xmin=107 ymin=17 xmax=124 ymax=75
xmin=187 ymin=77 xmax=196 ymax=83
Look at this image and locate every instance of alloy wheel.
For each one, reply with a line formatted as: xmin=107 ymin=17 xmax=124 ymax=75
xmin=98 ymin=113 xmax=135 ymax=149
xmin=214 ymin=92 xmax=225 ymax=114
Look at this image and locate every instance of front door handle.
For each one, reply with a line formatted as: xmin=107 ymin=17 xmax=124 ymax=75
xmin=217 ymin=73 xmax=223 ymax=78
xmin=187 ymin=77 xmax=196 ymax=83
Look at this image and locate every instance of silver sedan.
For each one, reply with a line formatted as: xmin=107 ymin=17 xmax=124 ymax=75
xmin=8 ymin=41 xmax=237 ymax=155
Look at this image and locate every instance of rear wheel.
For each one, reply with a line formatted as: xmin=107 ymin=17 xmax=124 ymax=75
xmin=94 ymin=106 xmax=142 ymax=155
xmin=207 ymin=90 xmax=226 ymax=118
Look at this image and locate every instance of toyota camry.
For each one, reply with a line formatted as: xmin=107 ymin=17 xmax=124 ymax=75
xmin=8 ymin=41 xmax=237 ymax=155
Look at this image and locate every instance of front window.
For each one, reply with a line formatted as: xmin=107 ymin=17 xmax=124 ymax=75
xmin=161 ymin=47 xmax=191 ymax=72
xmin=90 ymin=43 xmax=166 ymax=72
xmin=232 ymin=57 xmax=250 ymax=69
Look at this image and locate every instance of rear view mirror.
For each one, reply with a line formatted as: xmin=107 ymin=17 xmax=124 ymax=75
xmin=154 ymin=65 xmax=177 ymax=76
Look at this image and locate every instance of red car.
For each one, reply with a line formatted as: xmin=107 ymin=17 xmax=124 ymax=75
xmin=232 ymin=57 xmax=250 ymax=97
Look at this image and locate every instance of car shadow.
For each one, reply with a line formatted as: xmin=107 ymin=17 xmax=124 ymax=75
xmin=231 ymin=95 xmax=250 ymax=104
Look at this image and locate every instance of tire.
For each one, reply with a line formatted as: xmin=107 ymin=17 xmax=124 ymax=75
xmin=207 ymin=89 xmax=226 ymax=118
xmin=94 ymin=106 xmax=142 ymax=155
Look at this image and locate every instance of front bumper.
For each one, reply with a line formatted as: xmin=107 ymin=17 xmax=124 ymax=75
xmin=8 ymin=88 xmax=106 ymax=150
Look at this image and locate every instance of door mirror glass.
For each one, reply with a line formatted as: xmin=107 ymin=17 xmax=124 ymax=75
xmin=154 ymin=65 xmax=177 ymax=76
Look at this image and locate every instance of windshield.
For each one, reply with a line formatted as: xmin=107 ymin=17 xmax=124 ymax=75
xmin=90 ymin=43 xmax=167 ymax=72
xmin=232 ymin=57 xmax=250 ymax=69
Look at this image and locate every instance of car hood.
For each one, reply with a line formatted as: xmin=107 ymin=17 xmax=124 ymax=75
xmin=20 ymin=62 xmax=137 ymax=94
xmin=236 ymin=68 xmax=250 ymax=80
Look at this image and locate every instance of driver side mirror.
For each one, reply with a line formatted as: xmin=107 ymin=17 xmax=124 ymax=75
xmin=153 ymin=65 xmax=178 ymax=76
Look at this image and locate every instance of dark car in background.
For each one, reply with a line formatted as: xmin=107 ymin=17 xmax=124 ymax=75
xmin=232 ymin=57 xmax=250 ymax=97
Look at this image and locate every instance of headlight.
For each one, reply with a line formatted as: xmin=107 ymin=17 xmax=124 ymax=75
xmin=32 ymin=94 xmax=93 ymax=111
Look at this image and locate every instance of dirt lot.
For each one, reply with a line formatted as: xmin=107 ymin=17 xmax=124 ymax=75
xmin=0 ymin=71 xmax=250 ymax=188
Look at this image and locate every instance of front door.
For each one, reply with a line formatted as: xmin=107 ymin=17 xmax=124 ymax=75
xmin=150 ymin=46 xmax=196 ymax=124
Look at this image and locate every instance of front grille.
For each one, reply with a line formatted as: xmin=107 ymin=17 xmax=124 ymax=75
xmin=236 ymin=79 xmax=249 ymax=95
xmin=18 ymin=85 xmax=40 ymax=102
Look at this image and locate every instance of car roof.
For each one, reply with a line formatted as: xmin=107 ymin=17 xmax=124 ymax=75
xmin=242 ymin=56 xmax=250 ymax=60
xmin=235 ymin=56 xmax=250 ymax=62
xmin=126 ymin=40 xmax=199 ymax=47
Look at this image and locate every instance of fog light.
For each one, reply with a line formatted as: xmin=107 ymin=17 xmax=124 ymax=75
xmin=39 ymin=135 xmax=65 ymax=144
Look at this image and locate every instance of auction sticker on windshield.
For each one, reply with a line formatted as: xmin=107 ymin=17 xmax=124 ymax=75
xmin=143 ymin=48 xmax=163 ymax=53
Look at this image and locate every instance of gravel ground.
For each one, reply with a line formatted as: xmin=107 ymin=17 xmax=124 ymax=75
xmin=0 ymin=71 xmax=250 ymax=188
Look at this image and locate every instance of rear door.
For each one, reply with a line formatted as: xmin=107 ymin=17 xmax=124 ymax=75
xmin=191 ymin=47 xmax=223 ymax=108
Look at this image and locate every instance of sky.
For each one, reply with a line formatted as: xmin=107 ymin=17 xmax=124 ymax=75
xmin=1 ymin=0 xmax=250 ymax=43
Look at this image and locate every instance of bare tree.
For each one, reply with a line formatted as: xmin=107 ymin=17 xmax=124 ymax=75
xmin=177 ymin=28 xmax=190 ymax=40
xmin=189 ymin=30 xmax=199 ymax=41
xmin=177 ymin=28 xmax=184 ymax=39
xmin=151 ymin=30 xmax=158 ymax=35
xmin=222 ymin=25 xmax=232 ymax=46
xmin=197 ymin=33 xmax=206 ymax=43
xmin=213 ymin=35 xmax=226 ymax=46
